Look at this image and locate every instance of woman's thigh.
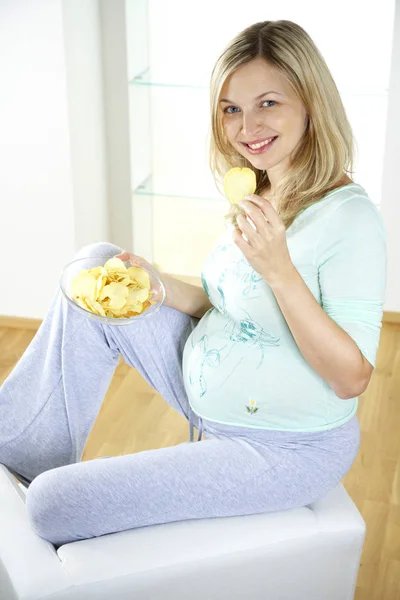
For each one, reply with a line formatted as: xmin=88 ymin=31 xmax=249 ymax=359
xmin=0 ymin=241 xmax=202 ymax=485
xmin=25 ymin=415 xmax=360 ymax=547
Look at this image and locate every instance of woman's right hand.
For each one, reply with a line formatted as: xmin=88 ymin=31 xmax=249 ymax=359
xmin=114 ymin=251 xmax=156 ymax=273
xmin=114 ymin=251 xmax=165 ymax=294
xmin=114 ymin=251 xmax=211 ymax=318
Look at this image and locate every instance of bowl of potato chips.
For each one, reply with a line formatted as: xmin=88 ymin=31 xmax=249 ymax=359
xmin=60 ymin=256 xmax=165 ymax=325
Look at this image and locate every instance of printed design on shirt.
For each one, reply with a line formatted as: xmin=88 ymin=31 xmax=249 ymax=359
xmin=201 ymin=272 xmax=210 ymax=298
xmin=216 ymin=284 xmax=227 ymax=315
xmin=191 ymin=237 xmax=280 ymax=399
xmin=189 ymin=333 xmax=225 ymax=398
xmin=188 ymin=309 xmax=280 ymax=398
xmin=246 ymin=399 xmax=259 ymax=415
xmin=224 ymin=309 xmax=280 ymax=369
xmin=203 ymin=253 xmax=264 ymax=318
xmin=202 ymin=230 xmax=269 ymax=313
xmin=232 ymin=258 xmax=264 ymax=298
xmin=203 ymin=240 xmax=230 ymax=277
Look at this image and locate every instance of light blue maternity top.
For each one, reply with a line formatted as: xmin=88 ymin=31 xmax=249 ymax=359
xmin=182 ymin=183 xmax=387 ymax=432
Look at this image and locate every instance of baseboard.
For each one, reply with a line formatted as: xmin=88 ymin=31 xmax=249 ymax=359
xmin=1 ymin=310 xmax=400 ymax=331
xmin=383 ymin=311 xmax=400 ymax=324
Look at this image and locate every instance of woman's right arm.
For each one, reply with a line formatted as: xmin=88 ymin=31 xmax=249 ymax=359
xmin=160 ymin=273 xmax=213 ymax=319
xmin=113 ymin=251 xmax=213 ymax=320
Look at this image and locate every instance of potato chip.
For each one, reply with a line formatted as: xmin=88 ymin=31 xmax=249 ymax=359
xmin=75 ymin=297 xmax=89 ymax=311
xmin=85 ymin=297 xmax=106 ymax=317
xmin=127 ymin=266 xmax=150 ymax=289
xmin=89 ymin=266 xmax=108 ymax=296
xmin=70 ymin=272 xmax=98 ymax=302
xmin=223 ymin=167 xmax=256 ymax=205
xmin=69 ymin=256 xmax=154 ymax=319
xmin=104 ymin=257 xmax=128 ymax=272
xmin=99 ymin=282 xmax=129 ymax=310
xmin=126 ymin=286 xmax=149 ymax=306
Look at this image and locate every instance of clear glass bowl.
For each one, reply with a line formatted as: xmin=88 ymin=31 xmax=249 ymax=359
xmin=60 ymin=256 xmax=165 ymax=326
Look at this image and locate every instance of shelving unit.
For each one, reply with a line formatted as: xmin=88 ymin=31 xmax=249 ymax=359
xmin=124 ymin=0 xmax=390 ymax=276
xmin=125 ymin=0 xmax=227 ymax=277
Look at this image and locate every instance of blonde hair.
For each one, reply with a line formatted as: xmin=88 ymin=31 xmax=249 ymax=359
xmin=209 ymin=20 xmax=356 ymax=229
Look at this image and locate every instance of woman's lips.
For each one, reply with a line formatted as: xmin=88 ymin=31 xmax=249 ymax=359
xmin=242 ymin=136 xmax=278 ymax=154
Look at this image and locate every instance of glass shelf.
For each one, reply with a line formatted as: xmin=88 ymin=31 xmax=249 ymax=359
xmin=130 ymin=68 xmax=208 ymax=89
xmin=132 ymin=178 xmax=228 ymax=277
xmin=133 ymin=175 xmax=223 ymax=202
xmin=129 ymin=69 xmax=388 ymax=96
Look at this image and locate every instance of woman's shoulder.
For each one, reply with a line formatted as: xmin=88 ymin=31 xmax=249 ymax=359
xmin=288 ymin=180 xmax=381 ymax=237
xmin=316 ymin=182 xmax=386 ymax=245
xmin=321 ymin=181 xmax=379 ymax=218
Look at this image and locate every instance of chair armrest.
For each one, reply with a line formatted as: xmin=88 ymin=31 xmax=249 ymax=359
xmin=309 ymin=483 xmax=366 ymax=535
xmin=0 ymin=465 xmax=72 ymax=599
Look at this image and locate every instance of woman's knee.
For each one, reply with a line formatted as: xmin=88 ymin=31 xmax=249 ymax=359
xmin=25 ymin=469 xmax=68 ymax=543
xmin=25 ymin=471 xmax=55 ymax=540
xmin=73 ymin=241 xmax=124 ymax=262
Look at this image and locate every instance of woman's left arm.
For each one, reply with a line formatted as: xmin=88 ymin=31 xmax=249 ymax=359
xmin=268 ymin=267 xmax=372 ymax=399
xmin=234 ymin=193 xmax=385 ymax=400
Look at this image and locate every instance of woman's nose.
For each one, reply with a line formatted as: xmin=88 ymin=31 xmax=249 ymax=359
xmin=241 ymin=112 xmax=263 ymax=138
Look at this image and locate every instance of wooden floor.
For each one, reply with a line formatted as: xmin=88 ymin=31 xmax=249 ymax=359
xmin=0 ymin=320 xmax=399 ymax=600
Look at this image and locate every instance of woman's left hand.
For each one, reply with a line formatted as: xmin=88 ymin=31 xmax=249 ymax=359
xmin=232 ymin=194 xmax=296 ymax=287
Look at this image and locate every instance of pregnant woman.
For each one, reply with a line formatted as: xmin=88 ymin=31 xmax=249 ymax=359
xmin=0 ymin=19 xmax=386 ymax=547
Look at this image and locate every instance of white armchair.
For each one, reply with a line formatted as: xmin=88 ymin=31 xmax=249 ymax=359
xmin=0 ymin=463 xmax=365 ymax=600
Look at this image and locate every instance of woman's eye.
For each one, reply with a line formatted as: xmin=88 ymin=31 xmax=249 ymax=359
xmin=224 ymin=106 xmax=240 ymax=114
xmin=223 ymin=100 xmax=276 ymax=114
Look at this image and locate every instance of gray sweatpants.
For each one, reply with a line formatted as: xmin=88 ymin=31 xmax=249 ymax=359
xmin=0 ymin=242 xmax=360 ymax=547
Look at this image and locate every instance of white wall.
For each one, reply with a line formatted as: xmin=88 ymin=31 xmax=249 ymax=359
xmin=100 ymin=0 xmax=133 ymax=251
xmin=0 ymin=0 xmax=75 ymax=320
xmin=0 ymin=0 xmax=109 ymax=320
xmin=62 ymin=0 xmax=109 ymax=250
xmin=1 ymin=0 xmax=399 ymax=319
xmin=380 ymin=0 xmax=400 ymax=313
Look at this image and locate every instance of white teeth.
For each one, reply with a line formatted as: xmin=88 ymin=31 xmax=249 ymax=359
xmin=248 ymin=137 xmax=275 ymax=149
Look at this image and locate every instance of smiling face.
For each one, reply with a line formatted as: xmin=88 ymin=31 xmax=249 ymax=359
xmin=220 ymin=57 xmax=309 ymax=189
